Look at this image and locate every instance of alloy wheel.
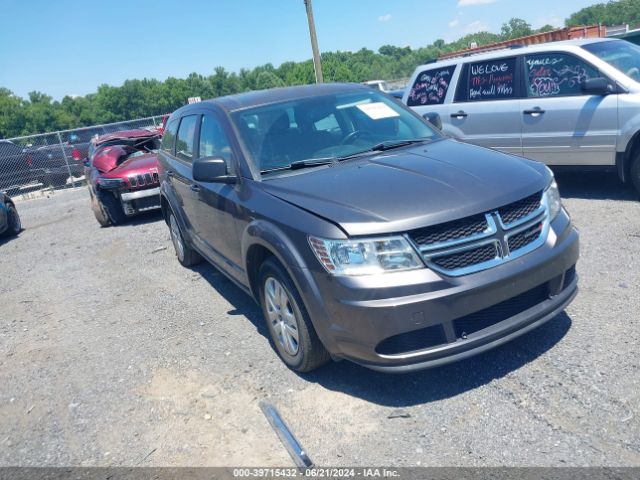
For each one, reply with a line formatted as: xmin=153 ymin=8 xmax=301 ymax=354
xmin=264 ymin=276 xmax=300 ymax=356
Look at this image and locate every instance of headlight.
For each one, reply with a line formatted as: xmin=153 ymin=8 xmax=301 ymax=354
xmin=543 ymin=169 xmax=562 ymax=220
xmin=309 ymin=235 xmax=424 ymax=275
xmin=98 ymin=178 xmax=124 ymax=189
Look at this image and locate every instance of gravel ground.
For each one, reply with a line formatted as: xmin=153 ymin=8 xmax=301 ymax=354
xmin=0 ymin=172 xmax=639 ymax=467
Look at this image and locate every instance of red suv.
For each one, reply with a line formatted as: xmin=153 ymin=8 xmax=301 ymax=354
xmin=86 ymin=130 xmax=161 ymax=226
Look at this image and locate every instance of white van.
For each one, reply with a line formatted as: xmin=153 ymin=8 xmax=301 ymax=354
xmin=403 ymin=38 xmax=640 ymax=193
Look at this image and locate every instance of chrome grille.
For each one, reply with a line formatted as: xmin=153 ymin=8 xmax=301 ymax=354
xmin=128 ymin=169 xmax=159 ymax=188
xmin=432 ymin=242 xmax=499 ymax=271
xmin=408 ymin=191 xmax=547 ymax=276
xmin=507 ymin=222 xmax=543 ymax=252
xmin=498 ymin=191 xmax=542 ymax=226
xmin=411 ymin=214 xmax=488 ymax=247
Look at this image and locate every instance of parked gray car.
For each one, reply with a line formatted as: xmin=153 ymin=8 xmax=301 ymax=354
xmin=404 ymin=38 xmax=640 ymax=194
xmin=158 ymin=83 xmax=579 ymax=373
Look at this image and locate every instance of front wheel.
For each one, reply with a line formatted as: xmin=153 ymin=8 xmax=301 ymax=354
xmin=168 ymin=210 xmax=201 ymax=267
xmin=631 ymin=155 xmax=640 ymax=196
xmin=258 ymin=258 xmax=330 ymax=372
xmin=90 ymin=190 xmax=111 ymax=227
xmin=5 ymin=203 xmax=21 ymax=236
xmin=96 ymin=190 xmax=127 ymax=225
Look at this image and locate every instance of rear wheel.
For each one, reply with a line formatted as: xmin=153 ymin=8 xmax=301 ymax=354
xmin=168 ymin=210 xmax=202 ymax=267
xmin=6 ymin=203 xmax=21 ymax=236
xmin=258 ymin=257 xmax=330 ymax=372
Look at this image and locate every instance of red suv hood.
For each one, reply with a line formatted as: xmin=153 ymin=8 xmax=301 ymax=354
xmin=100 ymin=152 xmax=159 ymax=179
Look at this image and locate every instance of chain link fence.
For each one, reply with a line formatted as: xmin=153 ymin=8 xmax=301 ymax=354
xmin=0 ymin=115 xmax=166 ymax=197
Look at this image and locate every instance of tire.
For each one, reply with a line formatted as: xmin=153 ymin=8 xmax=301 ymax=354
xmin=168 ymin=210 xmax=202 ymax=267
xmin=5 ymin=203 xmax=21 ymax=236
xmin=631 ymin=155 xmax=640 ymax=196
xmin=258 ymin=257 xmax=330 ymax=372
xmin=90 ymin=191 xmax=111 ymax=227
xmin=96 ymin=189 xmax=127 ymax=225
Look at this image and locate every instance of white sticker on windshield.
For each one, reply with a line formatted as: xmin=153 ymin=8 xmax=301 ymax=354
xmin=356 ymin=102 xmax=400 ymax=120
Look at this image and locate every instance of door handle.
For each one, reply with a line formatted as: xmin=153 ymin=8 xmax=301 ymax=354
xmin=523 ymin=108 xmax=545 ymax=116
xmin=450 ymin=111 xmax=468 ymax=119
xmin=190 ymin=184 xmax=201 ymax=192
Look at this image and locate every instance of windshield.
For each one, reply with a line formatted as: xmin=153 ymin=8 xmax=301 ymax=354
xmin=231 ymin=90 xmax=440 ymax=174
xmin=583 ymin=40 xmax=640 ymax=82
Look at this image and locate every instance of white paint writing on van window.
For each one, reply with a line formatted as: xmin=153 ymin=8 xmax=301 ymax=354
xmin=470 ymin=62 xmax=508 ymax=76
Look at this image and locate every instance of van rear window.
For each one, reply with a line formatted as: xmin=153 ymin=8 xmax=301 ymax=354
xmin=407 ymin=67 xmax=454 ymax=106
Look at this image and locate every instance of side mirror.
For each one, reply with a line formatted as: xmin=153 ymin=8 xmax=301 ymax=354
xmin=193 ymin=156 xmax=236 ymax=184
xmin=423 ymin=112 xmax=443 ymax=130
xmin=581 ymin=77 xmax=615 ymax=96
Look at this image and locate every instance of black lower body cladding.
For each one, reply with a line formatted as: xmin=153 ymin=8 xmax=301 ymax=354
xmin=294 ymin=209 xmax=579 ymax=372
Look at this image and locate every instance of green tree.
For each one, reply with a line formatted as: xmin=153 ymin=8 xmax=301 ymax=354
xmin=537 ymin=24 xmax=556 ymax=33
xmin=500 ymin=18 xmax=534 ymax=39
xmin=566 ymin=0 xmax=640 ymax=26
xmin=255 ymin=71 xmax=285 ymax=90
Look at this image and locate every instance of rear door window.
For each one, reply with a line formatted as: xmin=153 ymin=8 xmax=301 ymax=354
xmin=161 ymin=119 xmax=179 ymax=154
xmin=175 ymin=115 xmax=198 ymax=163
xmin=407 ymin=66 xmax=455 ymax=106
xmin=524 ymin=53 xmax=599 ymax=98
xmin=456 ymin=57 xmax=518 ymax=102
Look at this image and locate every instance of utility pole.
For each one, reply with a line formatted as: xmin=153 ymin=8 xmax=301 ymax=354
xmin=304 ymin=0 xmax=323 ymax=83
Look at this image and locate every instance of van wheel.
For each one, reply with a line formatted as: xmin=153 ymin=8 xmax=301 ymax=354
xmin=258 ymin=258 xmax=330 ymax=372
xmin=631 ymin=156 xmax=640 ymax=195
xmin=6 ymin=203 xmax=21 ymax=236
xmin=168 ymin=210 xmax=201 ymax=267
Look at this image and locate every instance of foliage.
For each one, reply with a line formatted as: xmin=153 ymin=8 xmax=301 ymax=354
xmin=566 ymin=0 xmax=640 ymax=27
xmin=501 ymin=18 xmax=535 ymax=39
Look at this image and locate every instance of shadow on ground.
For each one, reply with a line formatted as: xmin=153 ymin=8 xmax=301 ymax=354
xmin=114 ymin=209 xmax=163 ymax=227
xmin=191 ymin=261 xmax=269 ymax=339
xmin=552 ymin=169 xmax=638 ymax=201
xmin=192 ymin=259 xmax=572 ymax=406
xmin=0 ymin=230 xmax=21 ymax=247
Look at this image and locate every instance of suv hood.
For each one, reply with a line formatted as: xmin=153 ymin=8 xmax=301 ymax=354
xmin=100 ymin=152 xmax=158 ymax=179
xmin=261 ymin=139 xmax=550 ymax=236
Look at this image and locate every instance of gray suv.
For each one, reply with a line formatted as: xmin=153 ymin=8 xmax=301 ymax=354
xmin=158 ymin=83 xmax=579 ymax=373
xmin=404 ymin=38 xmax=640 ymax=193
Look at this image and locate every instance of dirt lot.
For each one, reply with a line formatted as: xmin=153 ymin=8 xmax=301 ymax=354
xmin=1 ymin=172 xmax=639 ymax=467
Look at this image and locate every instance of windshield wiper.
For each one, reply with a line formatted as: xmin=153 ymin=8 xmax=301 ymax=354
xmin=261 ymin=157 xmax=336 ymax=174
xmin=336 ymin=139 xmax=431 ymax=162
xmin=370 ymin=138 xmax=430 ymax=151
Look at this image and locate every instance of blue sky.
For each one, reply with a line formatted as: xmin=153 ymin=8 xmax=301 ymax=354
xmin=0 ymin=0 xmax=596 ymax=100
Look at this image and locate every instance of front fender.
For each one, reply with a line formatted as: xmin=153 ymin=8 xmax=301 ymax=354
xmin=241 ymin=219 xmax=337 ymax=352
